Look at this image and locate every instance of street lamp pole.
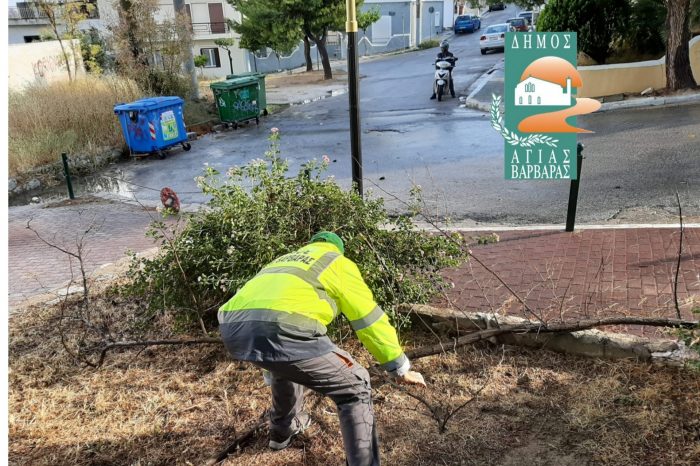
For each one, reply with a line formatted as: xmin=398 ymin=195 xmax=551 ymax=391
xmin=346 ymin=0 xmax=363 ymax=196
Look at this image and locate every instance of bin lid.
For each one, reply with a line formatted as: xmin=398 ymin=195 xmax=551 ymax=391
xmin=210 ymin=76 xmax=259 ymax=90
xmin=225 ymin=72 xmax=264 ymax=80
xmin=114 ymin=96 xmax=184 ymax=112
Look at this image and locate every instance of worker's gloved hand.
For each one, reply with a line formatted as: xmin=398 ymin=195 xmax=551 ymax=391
xmin=396 ymin=370 xmax=427 ymax=387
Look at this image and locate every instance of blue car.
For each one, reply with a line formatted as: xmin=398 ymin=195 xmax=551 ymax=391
xmin=454 ymin=15 xmax=481 ymax=34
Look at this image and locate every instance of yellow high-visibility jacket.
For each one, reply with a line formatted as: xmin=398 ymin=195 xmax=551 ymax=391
xmin=218 ymin=242 xmax=408 ymax=373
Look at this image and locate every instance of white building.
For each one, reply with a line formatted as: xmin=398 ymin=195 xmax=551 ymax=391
xmin=515 ymin=75 xmax=572 ymax=106
xmin=9 ymin=0 xmax=250 ymax=80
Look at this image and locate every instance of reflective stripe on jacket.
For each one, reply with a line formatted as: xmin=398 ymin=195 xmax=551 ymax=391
xmin=218 ymin=242 xmax=407 ymax=371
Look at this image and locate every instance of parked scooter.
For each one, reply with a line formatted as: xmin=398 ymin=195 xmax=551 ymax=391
xmin=432 ymin=56 xmax=457 ymax=101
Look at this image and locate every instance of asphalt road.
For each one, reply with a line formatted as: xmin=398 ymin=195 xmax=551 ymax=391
xmin=102 ymin=6 xmax=700 ymax=226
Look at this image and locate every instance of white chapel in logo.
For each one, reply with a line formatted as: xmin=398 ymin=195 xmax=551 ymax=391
xmin=515 ymin=75 xmax=572 ymax=106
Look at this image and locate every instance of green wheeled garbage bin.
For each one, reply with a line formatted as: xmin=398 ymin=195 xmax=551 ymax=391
xmin=226 ymin=73 xmax=267 ymax=116
xmin=210 ymin=77 xmax=261 ymax=129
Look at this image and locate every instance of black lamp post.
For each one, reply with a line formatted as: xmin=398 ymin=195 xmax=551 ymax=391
xmin=346 ymin=0 xmax=363 ymax=196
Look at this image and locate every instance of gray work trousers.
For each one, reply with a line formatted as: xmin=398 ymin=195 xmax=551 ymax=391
xmin=252 ymin=347 xmax=380 ymax=466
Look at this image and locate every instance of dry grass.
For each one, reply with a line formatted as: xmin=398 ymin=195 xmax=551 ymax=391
xmin=9 ymin=289 xmax=700 ymax=466
xmin=8 ymin=76 xmax=143 ymax=176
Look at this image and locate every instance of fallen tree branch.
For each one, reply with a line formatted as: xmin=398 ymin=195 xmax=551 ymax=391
xmin=96 ymin=337 xmax=221 ymax=366
xmin=204 ymin=413 xmax=268 ymax=466
xmin=406 ymin=316 xmax=698 ymax=360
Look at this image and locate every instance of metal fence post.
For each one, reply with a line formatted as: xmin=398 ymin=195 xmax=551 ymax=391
xmin=565 ymin=143 xmax=584 ymax=232
xmin=61 ymin=153 xmax=75 ymax=200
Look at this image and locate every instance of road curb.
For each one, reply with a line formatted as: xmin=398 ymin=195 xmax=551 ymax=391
xmin=597 ymin=92 xmax=700 ymax=112
xmin=267 ymin=87 xmax=349 ymax=107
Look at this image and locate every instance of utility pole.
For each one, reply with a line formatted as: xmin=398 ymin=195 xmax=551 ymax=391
xmin=173 ymin=0 xmax=200 ymax=99
xmin=346 ymin=0 xmax=363 ymax=195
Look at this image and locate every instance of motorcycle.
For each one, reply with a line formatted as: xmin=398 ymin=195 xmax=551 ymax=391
xmin=433 ymin=56 xmax=457 ymax=101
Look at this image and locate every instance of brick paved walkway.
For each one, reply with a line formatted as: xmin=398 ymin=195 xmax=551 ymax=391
xmin=8 ymin=198 xmax=163 ymax=306
xmin=435 ymin=228 xmax=700 ymax=337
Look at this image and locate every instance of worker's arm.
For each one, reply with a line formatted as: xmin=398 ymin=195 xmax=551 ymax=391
xmin=325 ymin=257 xmax=412 ymax=377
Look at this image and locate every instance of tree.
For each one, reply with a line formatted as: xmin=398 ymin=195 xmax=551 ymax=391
xmin=36 ymin=0 xmax=94 ymax=81
xmin=537 ymin=0 xmax=630 ymax=64
xmin=230 ymin=0 xmax=367 ymax=80
xmin=625 ymin=0 xmax=666 ymax=57
xmin=511 ymin=0 xmax=545 ymax=9
xmin=228 ymin=0 xmax=303 ymax=71
xmin=358 ymin=7 xmax=381 ymax=34
xmin=113 ymin=0 xmax=194 ymax=96
xmin=194 ymin=54 xmax=208 ymax=76
xmin=664 ymin=0 xmax=697 ymax=89
xmin=214 ymin=38 xmax=236 ymax=75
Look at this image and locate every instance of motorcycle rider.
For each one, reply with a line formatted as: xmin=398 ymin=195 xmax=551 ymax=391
xmin=430 ymin=40 xmax=456 ymax=99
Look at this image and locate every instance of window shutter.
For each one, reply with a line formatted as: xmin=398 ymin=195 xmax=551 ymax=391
xmin=208 ymin=3 xmax=225 ymax=33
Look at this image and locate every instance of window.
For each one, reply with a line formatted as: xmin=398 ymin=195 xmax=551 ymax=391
xmin=537 ymin=96 xmax=541 ymax=104
xmin=528 ymin=95 xmax=532 ymax=104
xmin=201 ymin=47 xmax=221 ymax=67
xmin=24 ymin=35 xmax=41 ymax=43
xmin=519 ymin=96 xmax=522 ymax=105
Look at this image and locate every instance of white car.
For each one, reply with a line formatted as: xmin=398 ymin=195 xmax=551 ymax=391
xmin=480 ymin=23 xmax=509 ymax=55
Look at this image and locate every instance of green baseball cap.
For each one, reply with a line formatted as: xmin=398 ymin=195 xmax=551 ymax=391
xmin=310 ymin=231 xmax=344 ymax=254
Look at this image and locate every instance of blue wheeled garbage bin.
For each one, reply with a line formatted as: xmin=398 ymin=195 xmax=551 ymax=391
xmin=114 ymin=96 xmax=191 ymax=159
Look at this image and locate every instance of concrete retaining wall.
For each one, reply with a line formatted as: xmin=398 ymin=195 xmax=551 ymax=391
xmin=9 ymin=39 xmax=85 ymax=90
xmin=578 ymin=36 xmax=700 ymax=98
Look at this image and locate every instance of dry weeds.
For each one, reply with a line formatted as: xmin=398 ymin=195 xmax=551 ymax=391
xmin=8 ymin=76 xmax=143 ymax=176
xmin=9 ymin=289 xmax=700 ymax=466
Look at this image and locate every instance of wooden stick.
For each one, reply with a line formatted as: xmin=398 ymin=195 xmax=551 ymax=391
xmin=96 ymin=337 xmax=221 ymax=366
xmin=204 ymin=417 xmax=268 ymax=466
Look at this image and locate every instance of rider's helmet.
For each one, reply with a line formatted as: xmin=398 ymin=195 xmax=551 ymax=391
xmin=440 ymin=40 xmax=450 ymax=53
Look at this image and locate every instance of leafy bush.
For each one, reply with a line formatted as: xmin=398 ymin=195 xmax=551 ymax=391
xmin=138 ymin=69 xmax=192 ymax=99
xmin=624 ymin=0 xmax=666 ymax=58
xmin=122 ymin=131 xmax=466 ymax=331
xmin=538 ymin=0 xmax=631 ymax=64
xmin=418 ymin=39 xmax=441 ymax=50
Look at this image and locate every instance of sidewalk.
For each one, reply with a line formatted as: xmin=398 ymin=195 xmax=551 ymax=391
xmin=8 ymin=197 xmax=163 ymax=308
xmin=9 ymin=193 xmax=699 ymax=333
xmin=434 ymin=227 xmax=699 ymax=337
xmin=463 ymin=58 xmax=700 ymax=112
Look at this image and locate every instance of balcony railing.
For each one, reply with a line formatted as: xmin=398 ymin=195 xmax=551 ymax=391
xmin=9 ymin=2 xmax=99 ymax=21
xmin=9 ymin=4 xmax=48 ymax=20
xmin=191 ymin=22 xmax=229 ymax=35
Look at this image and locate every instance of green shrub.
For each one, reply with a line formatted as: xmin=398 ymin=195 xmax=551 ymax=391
xmin=624 ymin=0 xmax=666 ymax=58
xmin=418 ymin=39 xmax=440 ymax=50
xmin=538 ymin=0 xmax=631 ymax=64
xmin=122 ymin=131 xmax=466 ymax=331
xmin=139 ymin=69 xmax=192 ymax=98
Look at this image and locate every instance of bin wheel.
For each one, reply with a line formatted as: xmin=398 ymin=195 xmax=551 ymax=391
xmin=262 ymin=109 xmax=268 ymax=116
xmin=182 ymin=142 xmax=192 ymax=151
xmin=255 ymin=117 xmax=259 ymax=125
xmin=157 ymin=150 xmax=166 ymax=160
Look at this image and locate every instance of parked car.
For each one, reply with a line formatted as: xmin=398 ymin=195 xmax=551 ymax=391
xmin=518 ymin=11 xmax=533 ymax=24
xmin=517 ymin=11 xmax=539 ymax=30
xmin=488 ymin=2 xmax=506 ymax=11
xmin=506 ymin=17 xmax=529 ymax=32
xmin=454 ymin=15 xmax=481 ymax=34
xmin=480 ymin=23 xmax=508 ymax=55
